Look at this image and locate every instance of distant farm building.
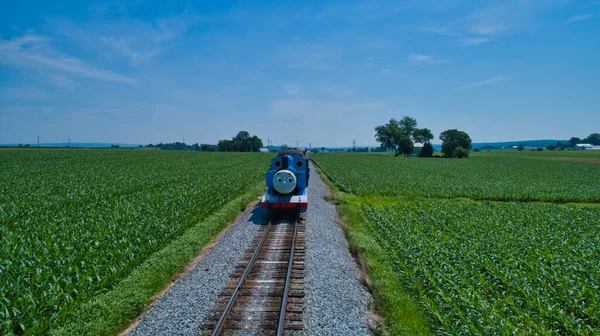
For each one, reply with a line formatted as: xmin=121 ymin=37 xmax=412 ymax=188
xmin=259 ymin=148 xmax=270 ymax=153
xmin=413 ymin=143 xmax=424 ymax=155
xmin=512 ymin=145 xmax=537 ymax=149
xmin=576 ymin=144 xmax=600 ymax=150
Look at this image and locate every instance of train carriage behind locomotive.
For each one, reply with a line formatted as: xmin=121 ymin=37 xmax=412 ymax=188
xmin=261 ymin=149 xmax=309 ymax=212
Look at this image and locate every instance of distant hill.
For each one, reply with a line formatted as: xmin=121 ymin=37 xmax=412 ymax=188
xmin=0 ymin=142 xmax=141 ymax=148
xmin=471 ymin=139 xmax=568 ymax=149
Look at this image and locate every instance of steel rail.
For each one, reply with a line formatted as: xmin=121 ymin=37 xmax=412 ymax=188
xmin=276 ymin=217 xmax=298 ymax=336
xmin=211 ymin=217 xmax=274 ymax=336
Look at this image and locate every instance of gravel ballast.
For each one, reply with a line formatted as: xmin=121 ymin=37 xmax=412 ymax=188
xmin=128 ymin=163 xmax=372 ymax=335
xmin=305 ymin=163 xmax=373 ymax=335
xmin=127 ymin=206 xmax=267 ymax=336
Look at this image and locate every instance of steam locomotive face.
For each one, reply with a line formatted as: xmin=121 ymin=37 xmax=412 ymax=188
xmin=272 ymin=169 xmax=297 ymax=194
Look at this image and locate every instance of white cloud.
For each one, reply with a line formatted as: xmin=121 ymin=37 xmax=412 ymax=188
xmin=458 ymin=6 xmax=524 ymax=36
xmin=457 ymin=37 xmax=490 ymax=46
xmin=0 ymin=34 xmax=136 ymax=85
xmin=51 ymin=13 xmax=202 ymax=66
xmin=457 ymin=75 xmax=510 ymax=90
xmin=564 ymin=13 xmax=596 ymax=24
xmin=47 ymin=74 xmax=77 ymax=89
xmin=407 ymin=53 xmax=448 ymax=65
xmin=421 ymin=3 xmax=534 ymax=46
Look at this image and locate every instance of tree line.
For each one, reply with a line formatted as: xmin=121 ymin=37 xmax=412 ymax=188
xmin=375 ymin=116 xmax=471 ymax=158
xmin=566 ymin=133 xmax=600 ymax=147
xmin=145 ymin=131 xmax=263 ymax=152
xmin=515 ymin=133 xmax=600 ymax=151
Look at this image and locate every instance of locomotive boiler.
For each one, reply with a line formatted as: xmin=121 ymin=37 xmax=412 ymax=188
xmin=260 ymin=149 xmax=309 ymax=212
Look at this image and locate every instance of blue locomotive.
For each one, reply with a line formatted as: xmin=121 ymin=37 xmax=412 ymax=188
xmin=261 ymin=149 xmax=309 ymax=212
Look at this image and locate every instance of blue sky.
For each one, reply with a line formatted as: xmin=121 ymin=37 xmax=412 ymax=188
xmin=0 ymin=0 xmax=598 ymax=147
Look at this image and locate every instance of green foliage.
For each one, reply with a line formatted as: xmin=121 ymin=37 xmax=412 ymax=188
xmin=397 ymin=137 xmax=414 ymax=157
xmin=217 ymin=131 xmax=263 ymax=152
xmin=375 ymin=116 xmax=424 ymax=156
xmin=314 ymin=149 xmax=600 ymax=335
xmin=418 ymin=143 xmax=434 ymax=157
xmin=439 ymin=129 xmax=472 ymax=158
xmin=374 ymin=118 xmax=402 ymax=153
xmin=51 ymin=184 xmax=264 ymax=336
xmin=338 ymin=204 xmax=431 ymax=336
xmin=412 ymin=128 xmax=433 ymax=144
xmin=359 ymin=200 xmax=600 ymax=335
xmin=583 ymin=133 xmax=600 ymax=145
xmin=399 ymin=116 xmax=417 ymax=138
xmin=546 ymin=144 xmax=556 ymax=151
xmin=568 ymin=137 xmax=581 ymax=148
xmin=454 ymin=146 xmax=469 ymax=158
xmin=147 ymin=142 xmax=216 ymax=151
xmin=517 ymin=145 xmax=525 ymax=151
xmin=0 ymin=150 xmax=271 ymax=335
xmin=311 ymin=153 xmax=600 ymax=202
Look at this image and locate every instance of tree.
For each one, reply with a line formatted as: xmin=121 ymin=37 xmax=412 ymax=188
xmin=546 ymin=144 xmax=556 ymax=151
xmin=455 ymin=147 xmax=470 ymax=158
xmin=413 ymin=128 xmax=434 ymax=144
xmin=376 ymin=116 xmax=435 ymax=157
xmin=201 ymin=144 xmax=216 ymax=151
xmin=216 ymin=131 xmax=263 ymax=152
xmin=439 ymin=129 xmax=472 ymax=158
xmin=218 ymin=139 xmax=232 ymax=152
xmin=375 ymin=119 xmax=402 ymax=154
xmin=418 ymin=143 xmax=434 ymax=157
xmin=568 ymin=137 xmax=581 ymax=148
xmin=397 ymin=137 xmax=414 ymax=156
xmin=517 ymin=145 xmax=524 ymax=151
xmin=399 ymin=116 xmax=417 ymax=138
xmin=583 ymin=133 xmax=600 ymax=145
xmin=250 ymin=135 xmax=263 ymax=151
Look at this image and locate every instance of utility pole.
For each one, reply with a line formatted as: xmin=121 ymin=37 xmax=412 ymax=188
xmin=353 ymin=139 xmax=356 ymax=153
xmin=309 ymin=143 xmax=311 ymax=149
xmin=68 ymin=138 xmax=71 ymax=148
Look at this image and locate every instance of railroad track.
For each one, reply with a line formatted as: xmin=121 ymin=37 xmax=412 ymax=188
xmin=200 ymin=211 xmax=306 ymax=335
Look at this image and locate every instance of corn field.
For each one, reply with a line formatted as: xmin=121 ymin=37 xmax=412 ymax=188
xmin=0 ymin=149 xmax=271 ymax=335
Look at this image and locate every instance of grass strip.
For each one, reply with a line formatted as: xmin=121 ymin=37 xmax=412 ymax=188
xmin=50 ymin=183 xmax=265 ymax=336
xmin=311 ymin=160 xmax=431 ymax=335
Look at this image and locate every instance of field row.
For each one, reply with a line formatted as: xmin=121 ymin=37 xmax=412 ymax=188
xmin=360 ymin=200 xmax=600 ymax=334
xmin=0 ymin=150 xmax=271 ymax=335
xmin=312 ymin=153 xmax=600 ymax=202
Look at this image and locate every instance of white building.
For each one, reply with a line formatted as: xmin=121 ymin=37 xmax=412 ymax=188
xmin=576 ymin=144 xmax=600 ymax=150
